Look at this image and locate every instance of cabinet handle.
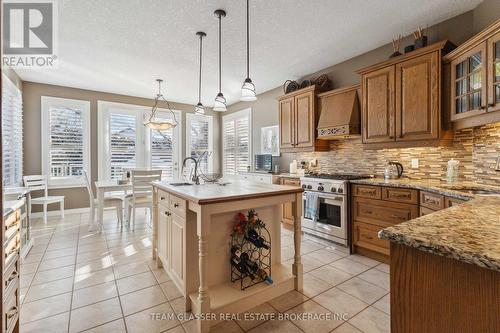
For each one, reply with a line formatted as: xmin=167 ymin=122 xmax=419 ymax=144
xmin=392 ymin=193 xmax=410 ymax=198
xmin=174 ymin=203 xmax=179 ymax=208
xmin=7 ymin=306 xmax=18 ymax=319
xmin=361 ymin=209 xmax=373 ymax=215
xmin=160 ymin=196 xmax=165 ymax=201
xmin=391 ymin=214 xmax=404 ymax=220
xmin=164 ymin=211 xmax=171 ymax=216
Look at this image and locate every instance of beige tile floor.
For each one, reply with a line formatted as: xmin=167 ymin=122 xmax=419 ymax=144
xmin=19 ymin=210 xmax=390 ymax=333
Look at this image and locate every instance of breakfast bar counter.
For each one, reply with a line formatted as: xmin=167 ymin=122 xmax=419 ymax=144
xmin=151 ymin=180 xmax=303 ymax=333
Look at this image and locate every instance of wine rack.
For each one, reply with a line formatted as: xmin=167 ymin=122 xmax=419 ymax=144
xmin=230 ymin=213 xmax=272 ymax=291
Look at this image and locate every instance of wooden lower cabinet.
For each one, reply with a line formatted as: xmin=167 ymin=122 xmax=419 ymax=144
xmin=280 ymin=177 xmax=301 ymax=226
xmin=353 ymin=221 xmax=389 ymax=256
xmin=169 ymin=213 xmax=185 ymax=288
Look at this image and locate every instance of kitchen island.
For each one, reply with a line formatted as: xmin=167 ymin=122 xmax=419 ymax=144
xmin=151 ymin=181 xmax=303 ymax=333
xmin=367 ymin=178 xmax=500 ymax=333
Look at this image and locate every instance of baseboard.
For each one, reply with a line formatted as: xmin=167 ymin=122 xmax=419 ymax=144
xmin=31 ymin=207 xmax=90 ymax=218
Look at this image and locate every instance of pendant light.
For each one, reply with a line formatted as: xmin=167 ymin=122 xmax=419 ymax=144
xmin=195 ymin=31 xmax=207 ymax=115
xmin=213 ymin=9 xmax=227 ymax=112
xmin=240 ymin=0 xmax=257 ymax=101
xmin=144 ymin=79 xmax=178 ymax=130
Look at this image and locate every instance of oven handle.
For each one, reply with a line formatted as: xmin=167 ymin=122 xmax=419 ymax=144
xmin=303 ymin=191 xmax=344 ymax=202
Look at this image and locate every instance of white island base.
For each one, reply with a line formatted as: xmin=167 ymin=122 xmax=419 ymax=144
xmin=152 ymin=182 xmax=303 ymax=333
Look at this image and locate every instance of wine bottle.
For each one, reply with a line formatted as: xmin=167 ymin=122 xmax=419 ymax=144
xmin=240 ymin=252 xmax=259 ymax=273
xmin=230 ymin=253 xmax=255 ymax=279
xmin=245 ymin=229 xmax=270 ymax=249
xmin=257 ymin=268 xmax=273 ymax=285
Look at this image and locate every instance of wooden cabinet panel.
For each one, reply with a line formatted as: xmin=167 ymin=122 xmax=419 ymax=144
xmin=487 ymin=30 xmax=500 ymax=113
xmin=295 ymin=91 xmax=315 ymax=148
xmin=280 ymin=178 xmax=301 ymax=225
xmin=279 ymin=97 xmax=295 ymax=149
xmin=169 ymin=195 xmax=186 ymax=218
xmin=170 ymin=214 xmax=185 ymax=287
xmin=281 ymin=178 xmax=300 ymax=186
xmin=158 ymin=189 xmax=169 ymax=208
xmin=362 ymin=66 xmax=395 ymax=143
xmin=353 ymin=222 xmax=390 ymax=256
xmin=420 ymin=206 xmax=437 ymax=217
xmin=352 ymin=184 xmax=382 ymax=199
xmin=157 ymin=206 xmax=170 ymax=267
xmin=382 ymin=187 xmax=419 ymax=204
xmin=396 ymin=52 xmax=440 ymax=141
xmin=352 ymin=197 xmax=419 ymax=228
xmin=420 ymin=191 xmax=445 ymax=210
xmin=444 ymin=196 xmax=466 ymax=208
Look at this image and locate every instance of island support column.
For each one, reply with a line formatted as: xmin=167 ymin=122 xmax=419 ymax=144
xmin=292 ymin=192 xmax=303 ymax=291
xmin=197 ymin=208 xmax=211 ymax=333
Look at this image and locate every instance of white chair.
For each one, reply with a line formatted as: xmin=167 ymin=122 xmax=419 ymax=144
xmin=82 ymin=170 xmax=124 ymax=228
xmin=23 ymin=175 xmax=65 ymax=224
xmin=126 ymin=170 xmax=162 ymax=228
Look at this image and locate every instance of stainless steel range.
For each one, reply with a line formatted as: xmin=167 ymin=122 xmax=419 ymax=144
xmin=300 ymin=173 xmax=371 ymax=245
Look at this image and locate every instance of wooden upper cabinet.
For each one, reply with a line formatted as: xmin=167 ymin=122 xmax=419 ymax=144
xmin=396 ymin=51 xmax=439 ymax=141
xmin=279 ymin=96 xmax=294 ymax=149
xmin=444 ymin=19 xmax=500 ymax=129
xmin=294 ymin=90 xmax=314 ymax=148
xmin=487 ymin=30 xmax=500 ymax=113
xmin=362 ymin=66 xmax=395 ymax=143
xmin=358 ymin=40 xmax=454 ymax=149
xmin=278 ymin=86 xmax=329 ymax=152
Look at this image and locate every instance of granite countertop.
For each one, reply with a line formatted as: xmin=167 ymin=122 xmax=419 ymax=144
xmin=152 ymin=181 xmax=303 ymax=205
xmin=351 ymin=178 xmax=500 ymax=271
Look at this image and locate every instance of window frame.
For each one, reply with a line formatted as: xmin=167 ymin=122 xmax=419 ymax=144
xmin=97 ymin=101 xmax=182 ymax=181
xmin=185 ymin=113 xmax=214 ymax=174
xmin=222 ymin=108 xmax=252 ymax=176
xmin=41 ymin=96 xmax=91 ymax=188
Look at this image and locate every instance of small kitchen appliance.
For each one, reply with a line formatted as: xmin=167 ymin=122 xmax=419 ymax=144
xmin=384 ymin=161 xmax=404 ymax=179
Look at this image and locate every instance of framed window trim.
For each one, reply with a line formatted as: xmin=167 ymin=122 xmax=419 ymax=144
xmin=97 ymin=101 xmax=182 ymax=181
xmin=41 ymin=96 xmax=91 ymax=188
xmin=186 ymin=113 xmax=214 ymax=174
xmin=222 ymin=108 xmax=252 ymax=175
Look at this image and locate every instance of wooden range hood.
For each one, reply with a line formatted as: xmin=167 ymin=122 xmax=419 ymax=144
xmin=317 ymin=84 xmax=361 ymax=140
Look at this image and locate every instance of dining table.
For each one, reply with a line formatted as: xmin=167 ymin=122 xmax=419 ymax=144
xmin=91 ymin=180 xmax=131 ymax=231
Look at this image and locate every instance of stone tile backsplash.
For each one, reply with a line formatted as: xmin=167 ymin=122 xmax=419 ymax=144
xmin=280 ymin=122 xmax=500 ymax=185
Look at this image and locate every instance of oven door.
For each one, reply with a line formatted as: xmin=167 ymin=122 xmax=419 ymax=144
xmin=302 ymin=192 xmax=347 ymax=241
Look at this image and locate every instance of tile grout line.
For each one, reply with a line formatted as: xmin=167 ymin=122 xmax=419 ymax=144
xmin=67 ymin=212 xmax=85 ymax=333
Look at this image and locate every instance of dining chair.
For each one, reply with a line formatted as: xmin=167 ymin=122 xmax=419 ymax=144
xmin=126 ymin=169 xmax=162 ymax=228
xmin=23 ymin=175 xmax=65 ymax=224
xmin=82 ymin=170 xmax=124 ymax=228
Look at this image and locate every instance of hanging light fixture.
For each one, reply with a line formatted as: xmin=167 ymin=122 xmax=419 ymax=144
xmin=240 ymin=0 xmax=257 ymax=101
xmin=144 ymin=79 xmax=178 ymax=130
xmin=213 ymin=9 xmax=227 ymax=112
xmin=195 ymin=31 xmax=207 ymax=115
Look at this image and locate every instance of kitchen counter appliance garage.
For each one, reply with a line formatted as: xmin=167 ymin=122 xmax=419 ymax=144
xmin=300 ymin=173 xmax=371 ymax=245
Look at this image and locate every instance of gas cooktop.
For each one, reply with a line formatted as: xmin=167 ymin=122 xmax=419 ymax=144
xmin=304 ymin=173 xmax=373 ymax=181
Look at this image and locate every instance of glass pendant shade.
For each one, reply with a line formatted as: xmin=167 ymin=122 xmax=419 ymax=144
xmin=144 ymin=79 xmax=178 ymax=130
xmin=213 ymin=92 xmax=227 ymax=112
xmin=241 ymin=78 xmax=257 ymax=101
xmin=195 ymin=102 xmax=205 ymax=115
xmin=143 ymin=119 xmax=176 ymax=130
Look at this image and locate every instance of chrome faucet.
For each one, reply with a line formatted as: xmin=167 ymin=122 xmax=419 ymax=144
xmin=182 ymin=157 xmax=200 ymax=184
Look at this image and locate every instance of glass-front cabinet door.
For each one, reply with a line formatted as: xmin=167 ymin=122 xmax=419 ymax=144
xmin=487 ymin=31 xmax=500 ymax=113
xmin=450 ymin=43 xmax=487 ymax=121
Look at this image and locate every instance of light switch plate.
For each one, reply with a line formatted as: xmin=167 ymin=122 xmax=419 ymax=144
xmin=411 ymin=158 xmax=419 ymax=169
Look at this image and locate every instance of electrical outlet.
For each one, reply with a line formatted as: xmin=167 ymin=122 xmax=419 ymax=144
xmin=411 ymin=158 xmax=419 ymax=169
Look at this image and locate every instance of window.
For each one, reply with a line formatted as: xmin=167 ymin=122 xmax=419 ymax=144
xmin=2 ymin=74 xmax=23 ymax=187
xmin=186 ymin=114 xmax=213 ymax=174
xmin=98 ymin=101 xmax=181 ymax=181
xmin=41 ymin=97 xmax=90 ymax=187
xmin=222 ymin=109 xmax=251 ymax=175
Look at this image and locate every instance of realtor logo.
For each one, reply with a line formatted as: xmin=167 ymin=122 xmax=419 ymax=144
xmin=2 ymin=0 xmax=58 ymax=67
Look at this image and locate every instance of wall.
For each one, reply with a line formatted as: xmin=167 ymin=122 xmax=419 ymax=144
xmin=225 ymin=6 xmax=500 ymax=185
xmin=22 ymin=82 xmax=221 ymax=210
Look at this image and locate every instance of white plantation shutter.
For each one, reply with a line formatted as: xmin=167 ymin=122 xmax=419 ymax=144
xmin=110 ymin=113 xmax=137 ymax=179
xmin=186 ymin=114 xmax=213 ymax=174
xmin=1 ymin=75 xmax=23 ymax=187
xmin=222 ymin=109 xmax=251 ymax=175
xmin=150 ymin=113 xmax=175 ymax=180
xmin=41 ymin=97 xmax=90 ymax=186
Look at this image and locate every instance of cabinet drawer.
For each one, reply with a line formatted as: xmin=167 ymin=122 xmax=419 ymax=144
xmin=352 ymin=197 xmax=418 ymax=227
xmin=169 ymin=194 xmax=186 ymax=218
xmin=281 ymin=178 xmax=300 ymax=186
xmin=4 ymin=210 xmax=19 ymax=229
xmin=352 ymin=185 xmax=381 ymax=199
xmin=420 ymin=206 xmax=437 ymax=217
xmin=382 ymin=187 xmax=418 ymax=204
xmin=444 ymin=196 xmax=466 ymax=208
xmin=420 ymin=191 xmax=444 ymax=210
xmin=3 ymin=281 xmax=19 ymax=333
xmin=353 ymin=222 xmax=389 ymax=255
xmin=157 ymin=189 xmax=170 ymax=208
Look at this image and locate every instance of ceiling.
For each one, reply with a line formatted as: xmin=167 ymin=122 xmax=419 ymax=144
xmin=15 ymin=0 xmax=481 ymax=108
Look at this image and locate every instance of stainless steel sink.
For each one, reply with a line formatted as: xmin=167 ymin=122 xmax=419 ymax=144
xmin=169 ymin=182 xmax=194 ymax=187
